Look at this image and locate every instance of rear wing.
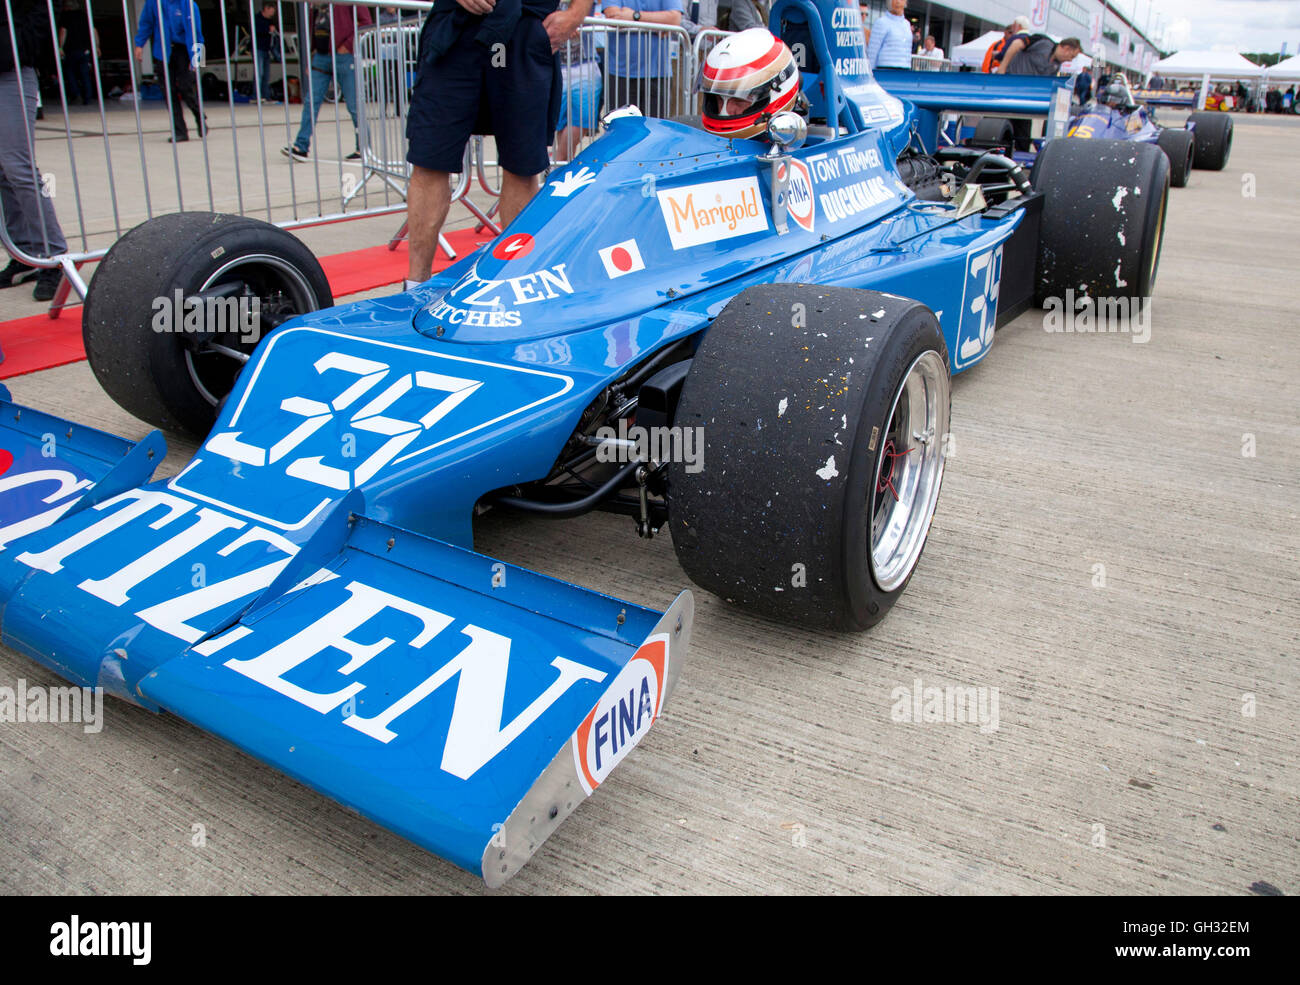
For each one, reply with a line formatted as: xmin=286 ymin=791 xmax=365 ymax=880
xmin=874 ymin=70 xmax=1074 ymax=153
xmin=1134 ymin=89 xmax=1197 ymax=108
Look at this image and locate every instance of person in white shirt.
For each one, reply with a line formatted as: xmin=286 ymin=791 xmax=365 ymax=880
xmin=918 ymin=35 xmax=944 ymax=61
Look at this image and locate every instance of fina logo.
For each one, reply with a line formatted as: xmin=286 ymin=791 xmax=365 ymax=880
xmin=784 ymin=159 xmax=816 ymax=232
xmin=571 ymin=635 xmax=670 ymax=794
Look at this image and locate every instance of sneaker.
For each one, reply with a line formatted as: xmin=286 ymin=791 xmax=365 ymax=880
xmin=346 ymin=149 xmax=362 ymax=161
xmin=168 ymin=134 xmax=189 ymax=143
xmin=281 ymin=145 xmax=308 ymax=161
xmin=33 ymin=267 xmax=62 ymax=302
xmin=0 ymin=257 xmax=38 ymax=288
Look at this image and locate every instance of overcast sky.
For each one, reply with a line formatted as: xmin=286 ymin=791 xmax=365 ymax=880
xmin=1112 ymin=0 xmax=1300 ymax=54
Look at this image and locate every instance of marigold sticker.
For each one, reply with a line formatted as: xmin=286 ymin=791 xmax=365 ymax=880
xmin=656 ymin=177 xmax=768 ymax=249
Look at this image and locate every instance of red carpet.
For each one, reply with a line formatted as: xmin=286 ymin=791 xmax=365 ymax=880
xmin=0 ymin=227 xmax=493 ymax=380
xmin=0 ymin=310 xmax=87 ymax=379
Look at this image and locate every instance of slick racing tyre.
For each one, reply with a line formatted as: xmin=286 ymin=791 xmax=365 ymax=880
xmin=1187 ymin=111 xmax=1233 ymax=170
xmin=1156 ymin=127 xmax=1195 ymax=187
xmin=971 ymin=116 xmax=1015 ymax=149
xmin=1031 ymin=138 xmax=1170 ymax=305
xmin=670 ymin=285 xmax=951 ymax=631
xmin=83 ymin=212 xmax=332 ymax=439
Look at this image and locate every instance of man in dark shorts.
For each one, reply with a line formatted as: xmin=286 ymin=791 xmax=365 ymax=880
xmin=404 ymin=0 xmax=591 ymax=287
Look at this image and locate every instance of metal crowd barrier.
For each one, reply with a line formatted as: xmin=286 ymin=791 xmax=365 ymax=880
xmin=551 ymin=17 xmax=695 ymax=165
xmin=0 ymin=0 xmax=707 ymax=311
xmin=910 ymin=53 xmax=955 ymax=72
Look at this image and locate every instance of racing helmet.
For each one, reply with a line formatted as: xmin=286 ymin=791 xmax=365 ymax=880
xmin=700 ymin=28 xmax=800 ymax=139
xmin=1098 ymin=74 xmax=1136 ymax=109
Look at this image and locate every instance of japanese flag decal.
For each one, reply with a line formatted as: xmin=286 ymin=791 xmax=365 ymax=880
xmin=572 ymin=633 xmax=670 ymax=794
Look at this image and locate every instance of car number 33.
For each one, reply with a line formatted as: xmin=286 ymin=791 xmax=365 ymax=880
xmin=206 ymin=352 xmax=484 ymax=490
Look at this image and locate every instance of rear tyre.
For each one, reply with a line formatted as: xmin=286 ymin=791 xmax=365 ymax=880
xmin=1187 ymin=111 xmax=1232 ymax=170
xmin=1031 ymin=138 xmax=1170 ymax=305
xmin=971 ymin=116 xmax=1015 ymax=149
xmin=670 ymin=285 xmax=951 ymax=631
xmin=83 ymin=212 xmax=332 ymax=439
xmin=1156 ymin=128 xmax=1194 ymax=187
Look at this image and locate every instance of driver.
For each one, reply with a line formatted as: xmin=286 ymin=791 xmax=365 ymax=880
xmin=1097 ymin=74 xmax=1138 ymax=111
xmin=699 ymin=28 xmax=802 ymax=139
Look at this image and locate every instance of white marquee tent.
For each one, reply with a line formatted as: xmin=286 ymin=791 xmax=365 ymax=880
xmin=1264 ymin=54 xmax=1300 ymax=81
xmin=1148 ymin=50 xmax=1264 ymax=110
xmin=1149 ymin=49 xmax=1264 ymax=81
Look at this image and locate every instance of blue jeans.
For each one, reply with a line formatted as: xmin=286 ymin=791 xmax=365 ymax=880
xmin=256 ymin=49 xmax=274 ymax=100
xmin=294 ymin=51 xmax=359 ymax=153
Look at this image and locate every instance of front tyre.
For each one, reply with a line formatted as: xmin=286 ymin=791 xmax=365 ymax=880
xmin=83 ymin=212 xmax=332 ymax=439
xmin=670 ymin=285 xmax=951 ymax=631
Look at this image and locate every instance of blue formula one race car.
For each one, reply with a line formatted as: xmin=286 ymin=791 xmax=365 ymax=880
xmin=1063 ymin=74 xmax=1234 ymax=187
xmin=0 ymin=0 xmax=1171 ymax=886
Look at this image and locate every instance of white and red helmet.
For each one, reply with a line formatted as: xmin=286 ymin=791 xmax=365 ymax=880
xmin=700 ymin=28 xmax=800 ymax=139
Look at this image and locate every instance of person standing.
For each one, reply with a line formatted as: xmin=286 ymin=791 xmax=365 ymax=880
xmin=982 ymin=17 xmax=1029 ymax=73
xmin=601 ymin=0 xmax=683 ymax=120
xmin=253 ymin=1 xmax=280 ymax=102
xmin=282 ymin=3 xmax=372 ymax=161
xmin=1074 ymin=66 xmax=1092 ymax=103
xmin=59 ymin=0 xmax=100 ymax=106
xmin=719 ymin=0 xmax=763 ymax=31
xmin=134 ymin=0 xmax=206 ymax=142
xmin=402 ymin=0 xmax=591 ymax=289
xmin=555 ymin=0 xmax=604 ymax=162
xmin=917 ymin=34 xmax=943 ymax=63
xmin=682 ymin=0 xmax=715 ymax=38
xmin=865 ymin=0 xmax=912 ymax=71
xmin=1 ymin=0 xmax=68 ymax=301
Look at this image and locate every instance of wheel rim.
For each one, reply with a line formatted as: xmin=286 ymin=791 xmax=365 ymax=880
xmin=183 ymin=253 xmax=320 ymax=407
xmin=869 ymin=349 xmax=950 ymax=592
